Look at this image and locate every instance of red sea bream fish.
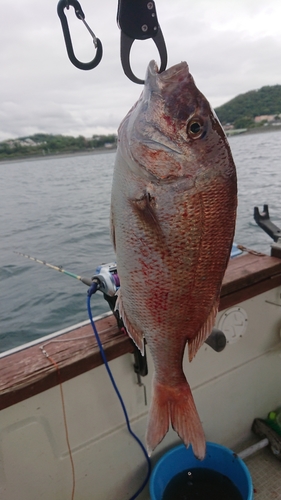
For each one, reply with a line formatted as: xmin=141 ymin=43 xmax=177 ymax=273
xmin=110 ymin=61 xmax=237 ymax=459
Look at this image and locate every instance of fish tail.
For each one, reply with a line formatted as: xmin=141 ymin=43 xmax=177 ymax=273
xmin=146 ymin=378 xmax=206 ymax=460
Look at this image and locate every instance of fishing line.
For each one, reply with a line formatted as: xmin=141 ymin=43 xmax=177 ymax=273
xmin=87 ymin=283 xmax=152 ymax=500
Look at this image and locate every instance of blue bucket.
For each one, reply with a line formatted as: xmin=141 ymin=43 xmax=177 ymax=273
xmin=149 ymin=442 xmax=253 ymax=500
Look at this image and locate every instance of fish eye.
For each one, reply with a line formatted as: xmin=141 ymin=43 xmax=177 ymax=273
xmin=186 ymin=117 xmax=205 ymax=139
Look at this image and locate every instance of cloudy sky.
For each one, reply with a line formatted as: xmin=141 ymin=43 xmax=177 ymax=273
xmin=1 ymin=0 xmax=280 ymax=141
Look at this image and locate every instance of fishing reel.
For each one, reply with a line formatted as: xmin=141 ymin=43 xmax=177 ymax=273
xmin=93 ymin=262 xmax=120 ymax=297
xmin=93 ymin=262 xmax=125 ymax=332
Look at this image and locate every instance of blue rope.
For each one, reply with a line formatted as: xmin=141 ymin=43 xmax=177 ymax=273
xmin=87 ymin=283 xmax=151 ymax=499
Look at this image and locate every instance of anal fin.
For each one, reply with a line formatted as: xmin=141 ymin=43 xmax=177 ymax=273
xmin=188 ymin=300 xmax=219 ymax=361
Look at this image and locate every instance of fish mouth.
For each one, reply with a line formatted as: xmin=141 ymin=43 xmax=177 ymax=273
xmin=146 ymin=60 xmax=192 ymax=91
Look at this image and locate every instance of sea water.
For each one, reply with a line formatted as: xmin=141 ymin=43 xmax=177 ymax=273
xmin=162 ymin=468 xmax=243 ymax=500
xmin=1 ymin=130 xmax=281 ymax=353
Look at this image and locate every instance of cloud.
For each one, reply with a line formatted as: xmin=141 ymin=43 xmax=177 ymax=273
xmin=0 ymin=0 xmax=280 ymax=140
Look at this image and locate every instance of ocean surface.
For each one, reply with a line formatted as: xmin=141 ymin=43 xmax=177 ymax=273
xmin=1 ymin=130 xmax=281 ymax=353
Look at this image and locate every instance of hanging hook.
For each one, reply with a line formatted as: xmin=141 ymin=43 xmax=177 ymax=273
xmin=117 ymin=0 xmax=167 ymax=84
xmin=57 ymin=0 xmax=103 ymax=71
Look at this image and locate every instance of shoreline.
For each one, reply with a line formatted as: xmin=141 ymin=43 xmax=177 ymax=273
xmin=228 ymin=125 xmax=281 ymax=138
xmin=0 ymin=147 xmax=117 ymax=165
xmin=244 ymin=125 xmax=281 ymax=135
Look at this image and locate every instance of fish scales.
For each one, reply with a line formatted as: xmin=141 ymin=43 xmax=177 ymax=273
xmin=111 ymin=61 xmax=237 ymax=459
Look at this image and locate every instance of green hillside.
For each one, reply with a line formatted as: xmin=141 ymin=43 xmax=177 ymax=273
xmin=215 ymin=85 xmax=281 ymax=128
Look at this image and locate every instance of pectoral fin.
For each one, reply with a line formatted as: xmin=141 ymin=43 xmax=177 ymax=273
xmin=130 ymin=190 xmax=163 ymax=238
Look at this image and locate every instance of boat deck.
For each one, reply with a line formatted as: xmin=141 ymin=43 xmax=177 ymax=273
xmin=242 ymin=442 xmax=281 ymax=499
xmin=247 ymin=448 xmax=281 ymax=499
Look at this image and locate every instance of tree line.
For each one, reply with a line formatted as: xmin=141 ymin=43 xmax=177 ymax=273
xmin=0 ymin=133 xmax=117 ymax=161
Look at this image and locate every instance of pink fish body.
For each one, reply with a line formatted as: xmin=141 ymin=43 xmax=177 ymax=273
xmin=111 ymin=61 xmax=237 ymax=459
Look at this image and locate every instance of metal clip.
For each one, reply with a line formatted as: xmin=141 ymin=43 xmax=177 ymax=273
xmin=57 ymin=0 xmax=103 ymax=71
xmin=117 ymin=0 xmax=167 ymax=84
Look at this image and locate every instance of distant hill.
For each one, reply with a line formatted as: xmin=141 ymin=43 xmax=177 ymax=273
xmin=215 ymin=85 xmax=281 ymax=128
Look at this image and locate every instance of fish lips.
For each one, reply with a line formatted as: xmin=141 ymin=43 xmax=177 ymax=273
xmin=145 ymin=60 xmax=193 ymax=94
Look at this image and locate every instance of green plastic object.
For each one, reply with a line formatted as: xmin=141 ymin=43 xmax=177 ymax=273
xmin=267 ymin=407 xmax=281 ymax=436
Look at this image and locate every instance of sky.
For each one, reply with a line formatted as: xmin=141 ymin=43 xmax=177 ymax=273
xmin=1 ymin=0 xmax=281 ymax=141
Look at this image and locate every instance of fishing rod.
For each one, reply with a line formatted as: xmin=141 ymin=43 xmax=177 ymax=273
xmin=14 ymin=251 xmax=93 ymax=286
xmin=14 ymin=251 xmax=119 ymax=296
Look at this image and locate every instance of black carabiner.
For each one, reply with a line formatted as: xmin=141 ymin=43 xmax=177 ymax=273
xmin=117 ymin=0 xmax=167 ymax=84
xmin=57 ymin=0 xmax=103 ymax=71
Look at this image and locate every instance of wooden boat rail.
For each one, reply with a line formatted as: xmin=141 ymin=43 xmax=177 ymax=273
xmin=1 ymin=252 xmax=281 ymax=411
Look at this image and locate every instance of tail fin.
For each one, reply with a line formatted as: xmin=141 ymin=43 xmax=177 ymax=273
xmin=146 ymin=378 xmax=206 ymax=459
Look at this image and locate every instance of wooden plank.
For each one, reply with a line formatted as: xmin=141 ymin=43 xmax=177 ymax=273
xmin=221 ymin=253 xmax=281 ymax=295
xmin=220 ymin=273 xmax=281 ymax=311
xmin=1 ymin=252 xmax=281 ymax=410
xmin=220 ymin=253 xmax=281 ymax=308
xmin=0 ymin=315 xmax=134 ymax=410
